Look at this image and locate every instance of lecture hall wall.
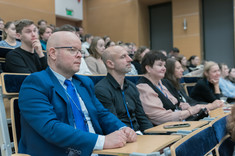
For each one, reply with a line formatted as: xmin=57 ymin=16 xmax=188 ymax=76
xmin=0 ymin=0 xmax=56 ymax=25
xmin=1 ymin=0 xmax=235 ymax=60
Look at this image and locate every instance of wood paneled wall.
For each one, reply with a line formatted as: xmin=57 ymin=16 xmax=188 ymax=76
xmin=172 ymin=0 xmax=201 ymax=59
xmin=0 ymin=0 xmax=55 ymax=25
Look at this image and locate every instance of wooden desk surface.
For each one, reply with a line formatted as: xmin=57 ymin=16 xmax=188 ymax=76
xmin=145 ymin=121 xmax=208 ymax=134
xmin=93 ymin=135 xmax=181 ymax=156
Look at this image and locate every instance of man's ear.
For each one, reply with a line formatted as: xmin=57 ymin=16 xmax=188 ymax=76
xmin=48 ymin=47 xmax=56 ymax=60
xmin=106 ymin=60 xmax=114 ymax=69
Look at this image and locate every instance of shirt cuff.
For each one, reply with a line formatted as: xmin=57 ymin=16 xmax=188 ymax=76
xmin=93 ymin=135 xmax=105 ymax=150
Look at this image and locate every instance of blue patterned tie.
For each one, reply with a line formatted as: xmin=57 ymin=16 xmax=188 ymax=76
xmin=64 ymin=79 xmax=88 ymax=131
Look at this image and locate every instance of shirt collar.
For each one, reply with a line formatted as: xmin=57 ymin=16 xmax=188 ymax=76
xmin=50 ymin=67 xmax=72 ymax=88
xmin=107 ymin=73 xmax=129 ymax=90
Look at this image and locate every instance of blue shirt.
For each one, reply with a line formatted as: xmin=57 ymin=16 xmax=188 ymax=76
xmin=0 ymin=40 xmax=21 ymax=48
xmin=219 ymin=77 xmax=235 ymax=98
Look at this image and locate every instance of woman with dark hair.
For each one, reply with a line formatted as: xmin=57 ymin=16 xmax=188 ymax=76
xmin=187 ymin=55 xmax=200 ymax=72
xmin=132 ymin=46 xmax=149 ymax=74
xmin=176 ymin=54 xmax=189 ymax=75
xmin=163 ymin=58 xmax=223 ymax=110
xmin=226 ymin=68 xmax=235 ymax=84
xmin=136 ymin=51 xmax=203 ymax=125
xmin=0 ymin=21 xmax=21 ymax=48
xmin=85 ymin=36 xmax=107 ymax=74
xmin=39 ymin=25 xmax=53 ymax=50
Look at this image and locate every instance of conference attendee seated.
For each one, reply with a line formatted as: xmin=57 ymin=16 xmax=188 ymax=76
xmin=136 ymin=51 xmax=203 ymax=125
xmin=85 ymin=37 xmax=107 ymax=74
xmin=227 ymin=68 xmax=235 ymax=84
xmin=18 ymin=31 xmax=136 ymax=156
xmin=187 ymin=55 xmax=201 ymax=72
xmin=168 ymin=47 xmax=180 ymax=58
xmin=190 ymin=61 xmax=223 ymax=103
xmin=56 ymin=24 xmax=92 ymax=75
xmin=37 ymin=19 xmax=47 ymax=29
xmin=132 ymin=46 xmax=150 ymax=74
xmin=0 ymin=17 xmax=4 ymax=31
xmin=39 ymin=25 xmax=53 ymax=50
xmin=163 ymin=58 xmax=223 ymax=110
xmin=95 ymin=46 xmax=153 ymax=133
xmin=176 ymin=54 xmax=189 ymax=75
xmin=219 ymin=63 xmax=235 ymax=102
xmin=0 ymin=21 xmax=21 ymax=48
xmin=5 ymin=19 xmax=47 ymax=73
xmin=81 ymin=34 xmax=93 ymax=58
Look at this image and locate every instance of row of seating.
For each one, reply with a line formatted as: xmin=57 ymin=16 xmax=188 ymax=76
xmin=170 ymin=114 xmax=232 ymax=156
xmin=0 ymin=73 xmax=232 ymax=156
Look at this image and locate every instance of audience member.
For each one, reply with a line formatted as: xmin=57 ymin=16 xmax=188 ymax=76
xmin=18 ymin=31 xmax=136 ymax=156
xmin=132 ymin=46 xmax=150 ymax=74
xmin=81 ymin=34 xmax=93 ymax=57
xmin=190 ymin=61 xmax=222 ymax=103
xmin=85 ymin=37 xmax=107 ymax=74
xmin=163 ymin=58 xmax=223 ymax=110
xmin=0 ymin=21 xmax=21 ymax=48
xmin=159 ymin=50 xmax=167 ymax=56
xmin=136 ymin=51 xmax=203 ymax=125
xmin=187 ymin=55 xmax=201 ymax=72
xmin=120 ymin=44 xmax=138 ymax=75
xmin=219 ymin=63 xmax=235 ymax=100
xmin=105 ymin=41 xmax=115 ymax=48
xmin=5 ymin=19 xmax=47 ymax=73
xmin=176 ymin=54 xmax=189 ymax=75
xmin=103 ymin=35 xmax=111 ymax=46
xmin=226 ymin=68 xmax=235 ymax=84
xmin=37 ymin=19 xmax=47 ymax=29
xmin=58 ymin=24 xmax=76 ymax=33
xmin=168 ymin=47 xmax=180 ymax=58
xmin=39 ymin=25 xmax=53 ymax=50
xmin=76 ymin=26 xmax=84 ymax=42
xmin=0 ymin=18 xmax=4 ymax=30
xmin=95 ymin=46 xmax=153 ymax=133
xmin=56 ymin=24 xmax=92 ymax=75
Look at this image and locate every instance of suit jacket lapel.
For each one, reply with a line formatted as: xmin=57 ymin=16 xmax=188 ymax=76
xmin=45 ymin=67 xmax=74 ymax=126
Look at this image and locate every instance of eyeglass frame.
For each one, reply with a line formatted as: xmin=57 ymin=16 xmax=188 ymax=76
xmin=54 ymin=46 xmax=82 ymax=56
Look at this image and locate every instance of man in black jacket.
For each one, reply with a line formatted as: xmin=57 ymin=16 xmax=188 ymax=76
xmin=95 ymin=46 xmax=153 ymax=134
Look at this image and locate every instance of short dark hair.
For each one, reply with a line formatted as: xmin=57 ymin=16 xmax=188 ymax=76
xmin=141 ymin=50 xmax=167 ymax=74
xmin=15 ymin=19 xmax=34 ymax=34
xmin=133 ymin=46 xmax=148 ymax=62
xmin=58 ymin=24 xmax=76 ymax=32
xmin=37 ymin=19 xmax=47 ymax=26
xmin=172 ymin=47 xmax=180 ymax=53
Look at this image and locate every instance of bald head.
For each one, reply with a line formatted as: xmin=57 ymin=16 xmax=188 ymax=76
xmin=102 ymin=46 xmax=125 ymax=65
xmin=47 ymin=31 xmax=81 ymax=51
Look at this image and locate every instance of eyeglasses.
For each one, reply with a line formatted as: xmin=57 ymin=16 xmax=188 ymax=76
xmin=54 ymin=46 xmax=81 ymax=56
